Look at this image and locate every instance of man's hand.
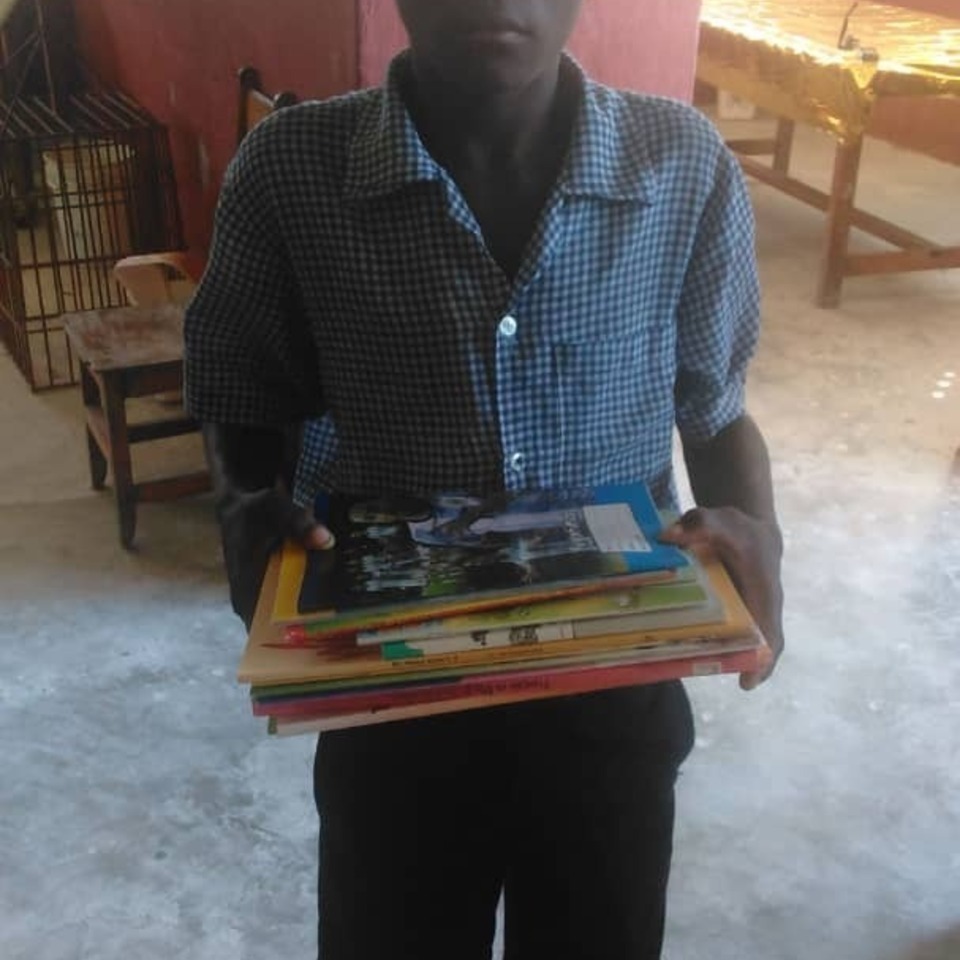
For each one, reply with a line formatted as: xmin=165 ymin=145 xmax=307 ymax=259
xmin=660 ymin=506 xmax=784 ymax=690
xmin=202 ymin=422 xmax=334 ymax=629
xmin=218 ymin=485 xmax=335 ymax=629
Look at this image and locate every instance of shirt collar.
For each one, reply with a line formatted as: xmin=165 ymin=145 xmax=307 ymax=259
xmin=343 ymin=51 xmax=656 ymax=205
xmin=559 ymin=57 xmax=656 ymax=204
xmin=343 ymin=53 xmax=443 ymax=201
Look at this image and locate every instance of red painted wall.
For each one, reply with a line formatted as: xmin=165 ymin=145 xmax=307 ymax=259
xmin=74 ymin=0 xmax=703 ymax=254
xmin=358 ymin=0 xmax=702 ymax=100
xmin=868 ymin=0 xmax=960 ymax=166
xmin=892 ymin=0 xmax=956 ymax=15
xmin=74 ymin=0 xmax=358 ymax=253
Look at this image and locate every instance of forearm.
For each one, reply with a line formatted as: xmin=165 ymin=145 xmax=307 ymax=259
xmin=202 ymin=422 xmax=302 ymax=496
xmin=675 ymin=414 xmax=785 ymax=684
xmin=682 ymin=414 xmax=779 ymax=528
xmin=201 ymin=422 xmax=311 ymax=627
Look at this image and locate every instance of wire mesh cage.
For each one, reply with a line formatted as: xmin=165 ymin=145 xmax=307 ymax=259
xmin=0 ymin=90 xmax=183 ymax=389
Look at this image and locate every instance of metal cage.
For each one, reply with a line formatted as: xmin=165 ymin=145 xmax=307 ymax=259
xmin=0 ymin=90 xmax=182 ymax=389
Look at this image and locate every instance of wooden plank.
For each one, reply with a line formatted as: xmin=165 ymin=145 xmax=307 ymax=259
xmin=80 ymin=363 xmax=107 ymax=489
xmin=120 ymin=364 xmax=184 ymax=398
xmin=817 ymin=137 xmax=864 ymax=308
xmin=100 ymin=371 xmax=137 ymax=548
xmin=845 ymin=247 xmax=960 ymax=276
xmin=62 ymin=304 xmax=186 ymax=372
xmin=84 ymin=403 xmax=111 ymax=458
xmin=738 ymin=155 xmax=830 ymax=207
xmin=136 ymin=473 xmax=212 ymax=503
xmin=725 ymin=137 xmax=778 ymax=156
xmin=773 ymin=119 xmax=795 ymax=174
xmin=849 ymin=208 xmax=941 ymax=254
xmin=128 ymin=418 xmax=200 ymax=444
xmin=737 ymin=156 xmax=939 ymax=251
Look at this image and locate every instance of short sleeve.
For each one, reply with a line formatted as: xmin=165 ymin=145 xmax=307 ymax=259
xmin=674 ymin=143 xmax=760 ymax=445
xmin=184 ymin=121 xmax=323 ymax=427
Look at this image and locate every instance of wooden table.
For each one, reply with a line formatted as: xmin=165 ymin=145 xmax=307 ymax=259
xmin=63 ymin=304 xmax=211 ymax=548
xmin=697 ymin=0 xmax=960 ymax=307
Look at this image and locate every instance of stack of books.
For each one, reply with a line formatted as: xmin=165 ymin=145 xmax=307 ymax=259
xmin=240 ymin=483 xmax=770 ymax=736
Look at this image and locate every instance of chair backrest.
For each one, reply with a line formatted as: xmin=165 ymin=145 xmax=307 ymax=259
xmin=114 ymin=66 xmax=297 ymax=307
xmin=236 ymin=66 xmax=298 ymax=147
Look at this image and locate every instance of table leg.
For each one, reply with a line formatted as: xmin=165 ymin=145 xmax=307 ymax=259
xmin=80 ymin=363 xmax=107 ymax=490
xmin=773 ymin=119 xmax=795 ymax=175
xmin=817 ymin=135 xmax=864 ymax=308
xmin=101 ymin=372 xmax=137 ymax=549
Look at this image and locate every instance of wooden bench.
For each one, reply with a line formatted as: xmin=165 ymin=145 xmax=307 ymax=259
xmin=66 ymin=68 xmax=296 ymax=547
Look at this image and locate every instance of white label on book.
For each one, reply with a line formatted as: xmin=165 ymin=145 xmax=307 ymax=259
xmin=691 ymin=662 xmax=723 ymax=677
xmin=582 ymin=504 xmax=651 ymax=553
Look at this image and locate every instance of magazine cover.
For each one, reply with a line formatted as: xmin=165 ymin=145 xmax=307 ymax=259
xmin=291 ymin=483 xmax=689 ymax=623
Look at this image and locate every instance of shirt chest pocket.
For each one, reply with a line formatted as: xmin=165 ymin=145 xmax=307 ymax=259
xmin=552 ymin=323 xmax=675 ymax=473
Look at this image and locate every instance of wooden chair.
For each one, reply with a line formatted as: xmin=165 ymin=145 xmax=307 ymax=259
xmin=113 ymin=67 xmax=297 ymax=305
xmin=67 ymin=67 xmax=296 ymax=548
xmin=64 ymin=303 xmax=206 ymax=548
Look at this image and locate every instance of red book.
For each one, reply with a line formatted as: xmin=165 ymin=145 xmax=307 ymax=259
xmin=262 ymin=644 xmax=767 ymax=735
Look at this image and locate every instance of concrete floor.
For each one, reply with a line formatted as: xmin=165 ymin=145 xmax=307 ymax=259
xmin=1 ymin=121 xmax=959 ymax=960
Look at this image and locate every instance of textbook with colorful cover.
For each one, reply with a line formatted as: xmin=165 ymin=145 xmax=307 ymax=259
xmin=239 ymin=482 xmax=769 ymax=736
xmin=375 ymin=596 xmax=725 ymax=660
xmin=253 ymin=637 xmax=757 ymax=715
xmin=284 ymin=562 xmax=702 ymax=646
xmin=259 ymin=643 xmax=764 ymax=735
xmin=359 ymin=570 xmax=715 ymax=652
xmin=241 ymin=547 xmax=764 ymax=688
xmin=271 ymin=483 xmax=690 ymax=633
xmin=241 ymin=567 xmax=767 ymax=736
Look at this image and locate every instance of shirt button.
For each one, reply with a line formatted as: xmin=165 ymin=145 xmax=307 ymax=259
xmin=509 ymin=451 xmax=525 ymax=472
xmin=499 ymin=315 xmax=518 ymax=337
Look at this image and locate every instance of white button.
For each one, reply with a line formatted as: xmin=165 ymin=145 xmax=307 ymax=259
xmin=509 ymin=451 xmax=525 ymax=472
xmin=499 ymin=315 xmax=518 ymax=337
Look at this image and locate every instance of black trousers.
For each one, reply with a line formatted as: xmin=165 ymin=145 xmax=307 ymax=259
xmin=313 ymin=680 xmax=695 ymax=960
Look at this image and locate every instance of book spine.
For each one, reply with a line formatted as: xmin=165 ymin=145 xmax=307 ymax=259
xmin=374 ymin=620 xmax=749 ymax=671
xmin=352 ymin=572 xmax=706 ymax=647
xmin=279 ymin=568 xmax=678 ymax=640
xmin=255 ymin=618 xmax=756 ymax=687
xmin=376 ymin=601 xmax=729 ymax=659
xmin=269 ymin=647 xmax=762 ymax=735
xmin=250 ymin=635 xmax=755 ymax=698
xmin=261 ymin=647 xmax=763 ymax=723
xmin=380 ymin=623 xmax=576 ymax=659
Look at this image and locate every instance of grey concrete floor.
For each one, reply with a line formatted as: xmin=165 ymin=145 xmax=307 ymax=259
xmin=1 ymin=122 xmax=959 ymax=960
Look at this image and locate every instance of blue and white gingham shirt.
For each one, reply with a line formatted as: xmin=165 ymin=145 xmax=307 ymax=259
xmin=185 ymin=54 xmax=759 ymax=511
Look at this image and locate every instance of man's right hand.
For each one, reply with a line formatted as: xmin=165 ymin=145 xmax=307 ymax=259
xmin=217 ymin=486 xmax=334 ymax=629
xmin=202 ymin=423 xmax=334 ymax=629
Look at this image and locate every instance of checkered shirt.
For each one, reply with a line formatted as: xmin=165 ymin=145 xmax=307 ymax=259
xmin=184 ymin=54 xmax=760 ymax=510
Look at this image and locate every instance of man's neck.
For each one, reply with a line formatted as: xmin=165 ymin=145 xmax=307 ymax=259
xmin=402 ymin=56 xmax=567 ymax=174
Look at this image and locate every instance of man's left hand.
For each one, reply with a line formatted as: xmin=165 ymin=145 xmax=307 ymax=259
xmin=660 ymin=506 xmax=784 ymax=690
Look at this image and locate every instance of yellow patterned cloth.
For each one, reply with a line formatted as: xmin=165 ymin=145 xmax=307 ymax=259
xmin=698 ymin=0 xmax=960 ymax=139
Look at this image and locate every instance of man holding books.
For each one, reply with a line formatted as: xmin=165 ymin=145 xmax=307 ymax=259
xmin=185 ymin=0 xmax=785 ymax=957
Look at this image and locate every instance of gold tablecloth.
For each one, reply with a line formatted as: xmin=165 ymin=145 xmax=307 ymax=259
xmin=698 ymin=0 xmax=960 ymax=140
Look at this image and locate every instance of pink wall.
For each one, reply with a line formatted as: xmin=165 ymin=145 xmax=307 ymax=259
xmin=868 ymin=0 xmax=960 ymax=166
xmin=892 ymin=0 xmax=956 ymax=15
xmin=74 ymin=0 xmax=358 ymax=253
xmin=75 ymin=0 xmax=703 ymax=254
xmin=359 ymin=0 xmax=702 ymax=100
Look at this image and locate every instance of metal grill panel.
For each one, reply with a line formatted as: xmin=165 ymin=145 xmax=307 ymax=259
xmin=0 ymin=91 xmax=183 ymax=389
